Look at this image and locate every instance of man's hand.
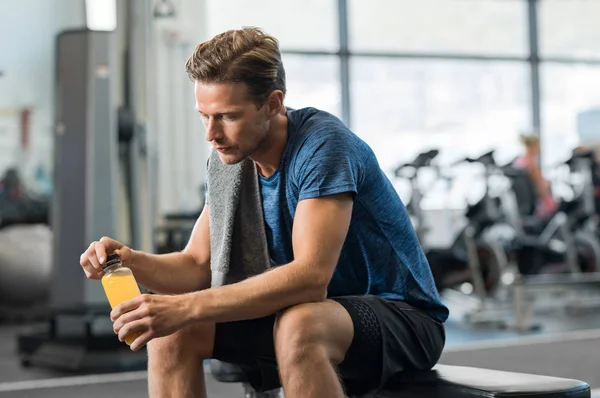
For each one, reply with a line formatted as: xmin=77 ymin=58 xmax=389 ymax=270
xmin=111 ymin=294 xmax=193 ymax=351
xmin=80 ymin=236 xmax=132 ymax=280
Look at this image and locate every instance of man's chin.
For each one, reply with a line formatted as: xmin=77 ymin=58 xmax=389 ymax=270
xmin=217 ymin=152 xmax=245 ymax=165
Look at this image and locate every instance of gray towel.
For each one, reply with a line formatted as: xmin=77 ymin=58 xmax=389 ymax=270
xmin=206 ymin=150 xmax=271 ymax=287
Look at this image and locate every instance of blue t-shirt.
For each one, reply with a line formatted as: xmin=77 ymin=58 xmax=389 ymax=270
xmin=259 ymin=107 xmax=449 ymax=322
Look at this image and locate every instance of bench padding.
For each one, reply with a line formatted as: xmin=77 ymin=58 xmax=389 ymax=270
xmin=377 ymin=364 xmax=590 ymax=398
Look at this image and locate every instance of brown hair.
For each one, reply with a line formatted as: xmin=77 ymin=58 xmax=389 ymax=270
xmin=185 ymin=27 xmax=286 ymax=107
xmin=519 ymin=133 xmax=540 ymax=147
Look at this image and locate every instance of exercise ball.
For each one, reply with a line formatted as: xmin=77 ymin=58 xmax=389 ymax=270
xmin=0 ymin=224 xmax=52 ymax=304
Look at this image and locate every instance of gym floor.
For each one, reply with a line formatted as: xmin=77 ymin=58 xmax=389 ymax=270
xmin=1 ymin=297 xmax=600 ymax=397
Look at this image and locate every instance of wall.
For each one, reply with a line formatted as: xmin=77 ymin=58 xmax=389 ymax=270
xmin=147 ymin=0 xmax=211 ymax=216
xmin=0 ymin=0 xmax=211 ymax=248
xmin=0 ymin=0 xmax=85 ymax=189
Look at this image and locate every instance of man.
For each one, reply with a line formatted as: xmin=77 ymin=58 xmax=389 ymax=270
xmin=80 ymin=27 xmax=448 ymax=398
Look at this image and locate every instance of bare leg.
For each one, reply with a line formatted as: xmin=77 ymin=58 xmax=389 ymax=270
xmin=147 ymin=322 xmax=215 ymax=398
xmin=274 ymin=300 xmax=354 ymax=398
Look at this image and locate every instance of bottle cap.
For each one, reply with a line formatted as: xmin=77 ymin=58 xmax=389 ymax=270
xmin=102 ymin=253 xmax=121 ymax=270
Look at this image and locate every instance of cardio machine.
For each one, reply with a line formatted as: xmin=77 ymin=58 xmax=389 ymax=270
xmin=393 ymin=149 xmax=440 ymax=243
xmin=556 ymin=149 xmax=600 ymax=272
xmin=500 ymin=155 xmax=600 ymax=277
xmin=394 ymin=150 xmax=507 ymax=325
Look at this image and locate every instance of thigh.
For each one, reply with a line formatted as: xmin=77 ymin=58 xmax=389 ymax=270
xmin=330 ymin=295 xmax=384 ymax=390
xmin=331 ymin=295 xmax=446 ymax=395
xmin=377 ymin=299 xmax=446 ymax=375
xmin=212 ymin=315 xmax=280 ymax=392
xmin=212 ymin=315 xmax=277 ymax=361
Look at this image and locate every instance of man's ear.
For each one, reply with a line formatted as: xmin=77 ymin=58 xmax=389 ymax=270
xmin=265 ymin=90 xmax=284 ymax=118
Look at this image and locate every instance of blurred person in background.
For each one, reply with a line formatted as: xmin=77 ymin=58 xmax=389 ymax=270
xmin=513 ymin=133 xmax=558 ymax=219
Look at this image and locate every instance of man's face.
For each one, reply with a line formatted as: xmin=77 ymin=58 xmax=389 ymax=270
xmin=195 ymin=81 xmax=269 ymax=165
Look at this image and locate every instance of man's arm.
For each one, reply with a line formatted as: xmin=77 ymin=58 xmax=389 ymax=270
xmin=128 ymin=205 xmax=212 ymax=295
xmin=186 ymin=192 xmax=353 ymax=323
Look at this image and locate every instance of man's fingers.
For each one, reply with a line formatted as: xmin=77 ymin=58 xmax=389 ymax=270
xmin=111 ymin=295 xmax=145 ymax=322
xmin=98 ymin=236 xmax=123 ymax=264
xmin=85 ymin=242 xmax=101 ymax=270
xmin=80 ymin=251 xmax=101 ymax=279
xmin=83 ymin=265 xmax=103 ymax=280
xmin=80 ymin=237 xmax=126 ymax=280
xmin=95 ymin=241 xmax=108 ymax=265
xmin=113 ymin=306 xmax=146 ymax=334
xmin=117 ymin=319 xmax=147 ymax=343
xmin=130 ymin=330 xmax=153 ymax=352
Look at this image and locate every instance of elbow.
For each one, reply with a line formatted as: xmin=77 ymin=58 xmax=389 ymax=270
xmin=182 ymin=249 xmax=204 ymax=267
xmin=304 ymin=275 xmax=329 ymax=303
xmin=306 ymin=287 xmax=328 ymax=303
xmin=293 ymin=260 xmax=332 ymax=303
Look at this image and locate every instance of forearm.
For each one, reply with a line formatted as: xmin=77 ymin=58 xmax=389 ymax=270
xmin=187 ymin=261 xmax=326 ymax=323
xmin=129 ymin=250 xmax=210 ymax=295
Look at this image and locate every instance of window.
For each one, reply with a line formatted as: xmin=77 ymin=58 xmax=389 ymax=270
xmin=539 ymin=0 xmax=600 ymax=59
xmin=282 ymin=54 xmax=341 ymax=118
xmin=348 ymin=0 xmax=528 ymax=56
xmin=204 ymin=0 xmax=339 ymax=51
xmin=350 ymin=58 xmax=531 ymax=173
xmin=540 ymin=63 xmax=600 ymax=167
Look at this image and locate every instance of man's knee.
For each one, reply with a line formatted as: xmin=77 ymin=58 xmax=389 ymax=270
xmin=147 ymin=322 xmax=215 ymax=366
xmin=273 ymin=301 xmax=352 ymax=365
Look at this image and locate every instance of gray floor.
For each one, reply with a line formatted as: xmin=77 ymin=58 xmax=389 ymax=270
xmin=5 ymin=384 xmax=598 ymax=398
xmin=0 ymin=380 xmax=150 ymax=398
xmin=0 ymin=379 xmax=248 ymax=398
xmin=0 ymin=325 xmax=63 ymax=384
xmin=444 ymin=303 xmax=600 ymax=347
xmin=441 ymin=333 xmax=600 ymax=388
xmin=441 ymin=286 xmax=600 ymax=347
xmin=0 ymin=324 xmax=250 ymax=397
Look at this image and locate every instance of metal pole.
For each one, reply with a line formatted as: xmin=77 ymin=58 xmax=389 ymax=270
xmin=338 ymin=0 xmax=351 ymax=127
xmin=528 ymin=0 xmax=542 ymax=134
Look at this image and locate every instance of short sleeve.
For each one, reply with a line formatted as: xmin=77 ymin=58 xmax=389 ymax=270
xmin=295 ymin=132 xmax=363 ymax=201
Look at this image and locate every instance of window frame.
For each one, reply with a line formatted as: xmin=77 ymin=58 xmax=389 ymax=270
xmin=275 ymin=0 xmax=600 ymax=165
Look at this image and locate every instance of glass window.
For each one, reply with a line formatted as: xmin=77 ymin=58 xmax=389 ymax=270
xmin=350 ymin=58 xmax=531 ymax=173
xmin=282 ymin=54 xmax=341 ymax=118
xmin=540 ymin=63 xmax=600 ymax=167
xmin=348 ymin=0 xmax=528 ymax=56
xmin=539 ymin=0 xmax=600 ymax=59
xmin=204 ymin=0 xmax=338 ymax=51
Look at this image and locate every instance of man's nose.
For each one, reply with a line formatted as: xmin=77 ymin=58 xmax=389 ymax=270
xmin=205 ymin=118 xmax=223 ymax=142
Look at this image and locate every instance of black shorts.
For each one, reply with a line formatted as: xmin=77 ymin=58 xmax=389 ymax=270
xmin=212 ymin=295 xmax=446 ymax=396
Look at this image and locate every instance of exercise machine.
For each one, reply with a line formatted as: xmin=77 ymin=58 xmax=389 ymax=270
xmin=0 ymin=168 xmax=51 ymax=314
xmin=500 ymin=161 xmax=600 ymax=276
xmin=393 ymin=149 xmax=439 ymax=243
xmin=393 ymin=150 xmax=509 ymax=327
xmin=436 ymin=150 xmax=600 ymax=331
xmin=502 ymin=152 xmax=600 ymax=331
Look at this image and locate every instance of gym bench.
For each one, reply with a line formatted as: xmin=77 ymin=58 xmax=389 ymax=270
xmin=211 ymin=360 xmax=591 ymax=398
